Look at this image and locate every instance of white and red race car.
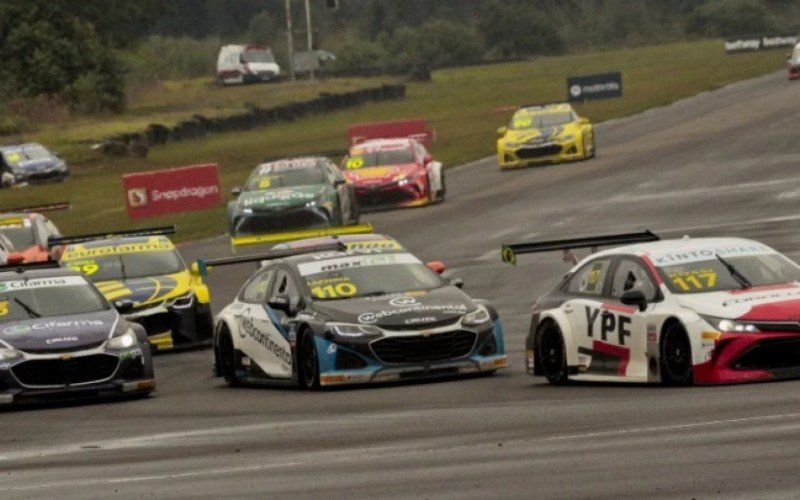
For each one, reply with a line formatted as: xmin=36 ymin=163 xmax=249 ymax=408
xmin=342 ymin=119 xmax=445 ymax=211
xmin=502 ymin=231 xmax=800 ymax=385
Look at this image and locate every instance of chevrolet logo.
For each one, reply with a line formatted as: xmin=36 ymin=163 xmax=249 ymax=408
xmin=61 ymin=354 xmax=73 ymax=361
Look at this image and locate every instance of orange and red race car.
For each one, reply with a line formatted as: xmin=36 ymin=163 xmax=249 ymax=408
xmin=343 ymin=119 xmax=445 ymax=211
xmin=0 ymin=202 xmax=69 ymax=262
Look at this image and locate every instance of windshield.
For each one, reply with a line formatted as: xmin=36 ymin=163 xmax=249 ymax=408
xmin=509 ymin=112 xmax=574 ymax=130
xmin=2 ymin=145 xmax=51 ymax=164
xmin=64 ymin=250 xmax=185 ymax=282
xmin=245 ymin=163 xmax=326 ymax=191
xmin=0 ymin=276 xmax=109 ymax=322
xmin=658 ymin=253 xmax=800 ymax=294
xmin=346 ymin=148 xmax=415 ymax=169
xmin=244 ymin=49 xmax=276 ymax=64
xmin=298 ymin=253 xmax=444 ymax=300
xmin=0 ymin=226 xmax=34 ymax=249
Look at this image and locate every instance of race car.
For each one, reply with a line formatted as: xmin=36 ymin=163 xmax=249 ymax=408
xmin=496 ymin=102 xmax=594 ymax=169
xmin=201 ymin=235 xmax=507 ymax=388
xmin=0 ymin=261 xmax=154 ymax=405
xmin=0 ymin=143 xmax=69 ymax=187
xmin=343 ymin=119 xmax=444 ymax=211
xmin=788 ymin=42 xmax=800 ymax=80
xmin=0 ymin=202 xmax=69 ymax=262
xmin=502 ymin=231 xmax=800 ymax=385
xmin=52 ymin=226 xmax=213 ymax=352
xmin=228 ymin=155 xmax=370 ymax=251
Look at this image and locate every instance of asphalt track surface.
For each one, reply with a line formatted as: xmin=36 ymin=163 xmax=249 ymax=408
xmin=3 ymin=70 xmax=800 ymax=499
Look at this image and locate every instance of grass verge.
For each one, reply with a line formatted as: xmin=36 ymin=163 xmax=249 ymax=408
xmin=3 ymin=40 xmax=788 ymax=243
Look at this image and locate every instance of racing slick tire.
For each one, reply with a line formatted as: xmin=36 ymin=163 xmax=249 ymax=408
xmin=436 ymin=171 xmax=446 ymax=202
xmin=217 ymin=329 xmax=240 ymax=387
xmin=299 ymin=329 xmax=321 ymax=390
xmin=660 ymin=322 xmax=693 ymax=386
xmin=583 ymin=133 xmax=595 ymax=160
xmin=538 ymin=321 xmax=569 ymax=385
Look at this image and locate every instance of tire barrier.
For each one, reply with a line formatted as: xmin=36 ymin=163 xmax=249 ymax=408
xmin=95 ymin=84 xmax=406 ymax=157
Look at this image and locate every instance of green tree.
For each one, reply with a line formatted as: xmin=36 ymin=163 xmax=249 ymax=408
xmin=477 ymin=0 xmax=565 ymax=57
xmin=687 ymin=0 xmax=776 ymax=36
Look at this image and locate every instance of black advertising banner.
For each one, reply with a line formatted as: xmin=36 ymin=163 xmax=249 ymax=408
xmin=567 ymin=72 xmax=622 ymax=102
xmin=725 ymin=34 xmax=797 ymax=53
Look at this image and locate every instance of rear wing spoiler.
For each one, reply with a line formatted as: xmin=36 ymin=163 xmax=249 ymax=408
xmin=501 ymin=230 xmax=659 ymax=266
xmin=195 ymin=241 xmax=347 ymax=276
xmin=47 ymin=225 xmax=176 ymax=247
xmin=518 ymin=101 xmax=569 ymax=110
xmin=0 ymin=260 xmax=61 ymax=273
xmin=0 ymin=201 xmax=71 ymax=214
xmin=348 ymin=119 xmax=435 ymax=146
xmin=230 ymin=224 xmax=373 ymax=253
xmin=261 ymin=151 xmax=348 ymax=163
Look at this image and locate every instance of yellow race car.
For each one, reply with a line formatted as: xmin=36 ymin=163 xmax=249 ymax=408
xmin=496 ymin=103 xmax=595 ymax=169
xmin=52 ymin=226 xmax=213 ymax=352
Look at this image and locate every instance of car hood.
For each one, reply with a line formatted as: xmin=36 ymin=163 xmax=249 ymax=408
xmin=675 ymin=283 xmax=800 ymax=321
xmin=343 ymin=163 xmax=419 ymax=185
xmin=504 ymin=125 xmax=571 ymax=144
xmin=12 ymin=157 xmax=59 ymax=172
xmin=0 ymin=309 xmax=118 ymax=352
xmin=237 ymin=185 xmax=327 ymax=210
xmin=95 ymin=273 xmax=192 ymax=309
xmin=311 ymin=287 xmax=475 ymax=329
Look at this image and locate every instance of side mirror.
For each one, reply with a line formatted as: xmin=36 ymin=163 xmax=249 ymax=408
xmin=231 ymin=187 xmax=242 ymax=197
xmin=115 ymin=299 xmax=136 ymax=314
xmin=449 ymin=278 xmax=464 ymax=289
xmin=268 ymin=293 xmax=294 ymax=315
xmin=620 ymin=289 xmax=647 ymax=312
xmin=427 ymin=261 xmax=446 ymax=274
xmin=191 ymin=261 xmax=208 ymax=278
xmin=496 ymin=126 xmax=507 ymax=137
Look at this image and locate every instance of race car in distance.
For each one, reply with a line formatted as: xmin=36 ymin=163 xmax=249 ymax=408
xmin=788 ymin=42 xmax=800 ymax=80
xmin=502 ymin=231 xmax=800 ymax=386
xmin=0 ymin=261 xmax=154 ymax=405
xmin=0 ymin=143 xmax=69 ymax=187
xmin=496 ymin=102 xmax=594 ymax=169
xmin=201 ymin=234 xmax=507 ymax=388
xmin=0 ymin=202 xmax=69 ymax=262
xmin=53 ymin=226 xmax=213 ymax=352
xmin=343 ymin=119 xmax=444 ymax=211
xmin=228 ymin=156 xmax=370 ymax=251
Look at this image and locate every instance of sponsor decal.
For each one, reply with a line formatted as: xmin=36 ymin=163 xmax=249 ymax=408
xmin=725 ymin=34 xmax=797 ymax=53
xmin=652 ymin=244 xmax=773 ymax=265
xmin=240 ymin=317 xmax=292 ymax=365
xmin=299 ymin=253 xmax=420 ymax=275
xmin=257 ymin=159 xmax=317 ymax=174
xmin=722 ymin=289 xmax=800 ymax=307
xmin=584 ymin=306 xmax=632 ymax=346
xmin=327 ymin=344 xmax=337 ymax=355
xmin=46 ymin=336 xmax=79 ymax=344
xmin=123 ymin=163 xmax=222 ymax=219
xmin=2 ymin=319 xmax=105 ymax=335
xmin=241 ymin=190 xmax=315 ymax=206
xmin=647 ymin=324 xmax=657 ymax=342
xmin=358 ymin=303 xmax=467 ymax=324
xmin=567 ymin=72 xmax=622 ymax=101
xmin=404 ymin=316 xmax=436 ymax=325
xmin=0 ymin=277 xmax=84 ymax=291
xmin=63 ymin=242 xmax=173 ymax=260
xmin=389 ymin=296 xmax=418 ymax=307
xmin=0 ymin=362 xmax=11 ymax=371
xmin=119 ymin=348 xmax=143 ymax=360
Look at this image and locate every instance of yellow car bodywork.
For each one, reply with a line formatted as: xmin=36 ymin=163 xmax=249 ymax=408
xmin=61 ymin=236 xmax=212 ymax=351
xmin=496 ymin=103 xmax=595 ymax=169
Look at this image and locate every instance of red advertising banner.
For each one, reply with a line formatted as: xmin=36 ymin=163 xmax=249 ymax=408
xmin=123 ymin=164 xmax=222 ymax=219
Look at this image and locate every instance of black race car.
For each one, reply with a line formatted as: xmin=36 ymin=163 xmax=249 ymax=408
xmin=0 ymin=261 xmax=154 ymax=405
xmin=200 ymin=234 xmax=508 ymax=389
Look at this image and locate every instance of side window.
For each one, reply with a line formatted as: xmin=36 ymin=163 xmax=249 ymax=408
xmin=271 ymin=269 xmax=301 ymax=308
xmin=240 ymin=270 xmax=274 ymax=304
xmin=567 ymin=259 xmax=611 ymax=296
xmin=610 ymin=259 xmax=657 ymax=301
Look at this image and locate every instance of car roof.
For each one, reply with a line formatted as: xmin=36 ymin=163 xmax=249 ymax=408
xmin=586 ymin=237 xmax=773 ymax=264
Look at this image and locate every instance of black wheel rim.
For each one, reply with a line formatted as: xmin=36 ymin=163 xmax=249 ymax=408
xmin=219 ymin=335 xmax=235 ymax=378
xmin=302 ymin=334 xmax=318 ymax=387
xmin=664 ymin=329 xmax=691 ymax=382
xmin=541 ymin=327 xmax=565 ymax=377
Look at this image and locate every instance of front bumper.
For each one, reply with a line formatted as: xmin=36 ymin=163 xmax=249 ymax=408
xmin=14 ymin=168 xmax=69 ymax=184
xmin=125 ymin=299 xmax=213 ymax=352
xmin=789 ymin=65 xmax=800 ymax=80
xmin=231 ymin=206 xmax=332 ymax=237
xmin=0 ymin=345 xmax=154 ymax=405
xmin=498 ymin=139 xmax=583 ymax=169
xmin=315 ymin=319 xmax=508 ymax=387
xmin=354 ymin=180 xmax=429 ymax=211
xmin=693 ymin=331 xmax=800 ymax=384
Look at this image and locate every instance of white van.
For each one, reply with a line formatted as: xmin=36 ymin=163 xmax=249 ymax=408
xmin=216 ymin=45 xmax=281 ymax=85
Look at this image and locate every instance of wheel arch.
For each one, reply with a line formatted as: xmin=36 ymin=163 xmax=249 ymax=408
xmin=536 ymin=310 xmax=578 ymax=369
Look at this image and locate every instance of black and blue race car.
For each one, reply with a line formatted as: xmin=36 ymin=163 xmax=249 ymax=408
xmin=0 ymin=143 xmax=69 ymax=186
xmin=200 ymin=234 xmax=508 ymax=389
xmin=0 ymin=261 xmax=154 ymax=405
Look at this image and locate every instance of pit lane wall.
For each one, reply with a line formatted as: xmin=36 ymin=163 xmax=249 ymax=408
xmin=123 ymin=164 xmax=222 ymax=219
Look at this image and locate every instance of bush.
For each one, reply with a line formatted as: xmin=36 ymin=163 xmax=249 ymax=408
xmin=123 ymin=35 xmax=222 ymax=83
xmin=687 ymin=0 xmax=776 ymax=36
xmin=477 ymin=0 xmax=565 ymax=58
